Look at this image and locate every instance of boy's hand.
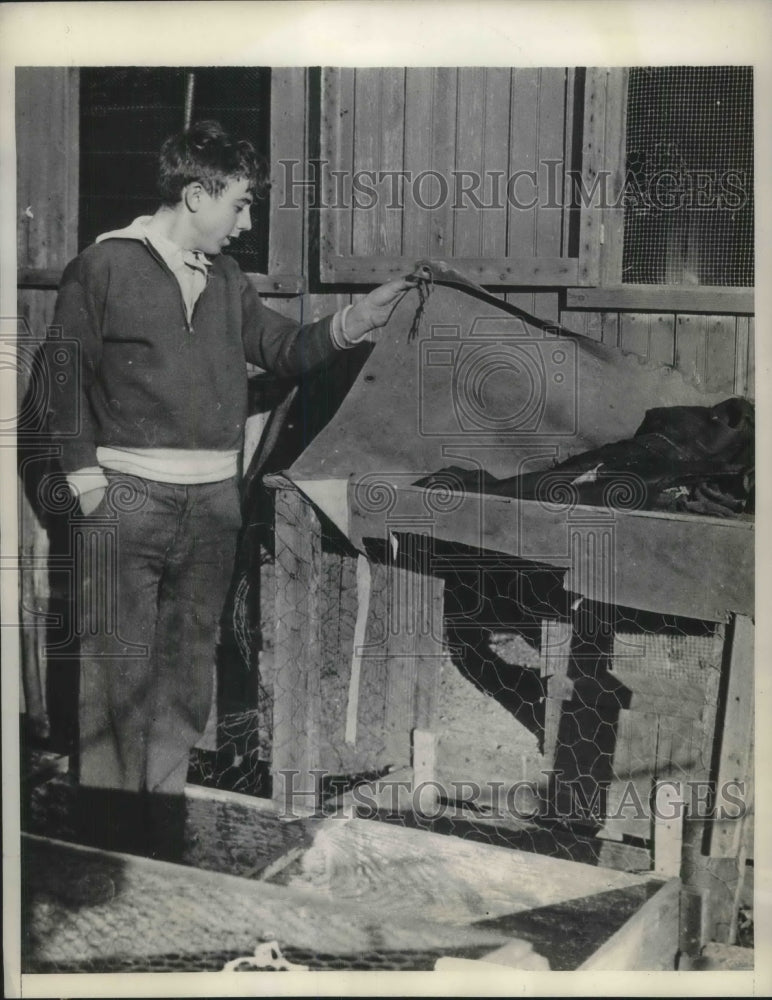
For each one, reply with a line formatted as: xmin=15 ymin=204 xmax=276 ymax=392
xmin=79 ymin=486 xmax=106 ymax=516
xmin=341 ymin=277 xmax=418 ymax=343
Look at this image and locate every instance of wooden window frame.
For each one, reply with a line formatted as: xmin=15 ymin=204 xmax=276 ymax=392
xmin=319 ymin=67 xmax=593 ymax=288
xmin=570 ymin=68 xmax=754 ymax=316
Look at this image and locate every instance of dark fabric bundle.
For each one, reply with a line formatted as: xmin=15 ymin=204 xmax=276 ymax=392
xmin=416 ymin=397 xmax=754 ymax=518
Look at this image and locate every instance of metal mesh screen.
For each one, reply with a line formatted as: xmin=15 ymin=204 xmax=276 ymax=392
xmin=622 ymin=66 xmax=753 ymax=286
xmin=79 ymin=67 xmax=270 ymax=271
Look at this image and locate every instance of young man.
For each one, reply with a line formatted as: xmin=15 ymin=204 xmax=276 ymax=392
xmin=47 ymin=120 xmax=413 ymax=857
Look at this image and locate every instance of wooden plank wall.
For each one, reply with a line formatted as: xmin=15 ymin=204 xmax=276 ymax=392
xmin=321 ymin=67 xmax=576 ymax=286
xmin=16 ymin=68 xmax=80 ymax=739
xmin=560 ymin=308 xmax=754 ymax=399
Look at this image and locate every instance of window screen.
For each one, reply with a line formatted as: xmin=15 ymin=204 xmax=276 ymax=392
xmin=622 ymin=66 xmax=753 ymax=287
xmin=79 ymin=67 xmax=271 ymax=272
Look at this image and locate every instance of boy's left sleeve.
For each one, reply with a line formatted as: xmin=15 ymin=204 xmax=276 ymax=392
xmin=238 ymin=271 xmax=339 ymax=375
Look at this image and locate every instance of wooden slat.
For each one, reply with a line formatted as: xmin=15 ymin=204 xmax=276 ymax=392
xmin=619 ymin=313 xmax=650 ymax=360
xmin=270 ymin=68 xmax=307 ymax=278
xmin=383 ymin=534 xmax=444 ymax=764
xmin=747 ymin=316 xmax=755 ymax=396
xmin=352 ymin=68 xmax=382 ymax=257
xmin=379 ymin=67 xmax=406 ymax=257
xmin=320 ymin=67 xmax=355 ymax=275
xmin=576 ymin=68 xmax=606 ymax=286
xmin=16 ymin=67 xmax=79 ymax=269
xmin=402 ymin=68 xmax=435 ymax=258
xmin=325 ymin=254 xmax=579 ymax=286
xmin=704 ymin=315 xmax=739 ymax=395
xmin=600 ymin=69 xmax=629 ymax=286
xmin=349 ymin=489 xmax=754 ymax=622
xmin=428 ymin=67 xmax=458 ymax=258
xmin=567 ymin=286 xmax=754 ymax=314
xmin=648 ymin=313 xmax=676 ymax=367
xmin=734 ymin=316 xmax=750 ymax=397
xmin=534 ymin=68 xmax=567 ymax=324
xmin=541 ymin=618 xmax=573 ymax=771
xmin=675 ymin=314 xmax=708 ymax=387
xmin=578 ymin=878 xmax=680 ymax=970
xmin=480 ymin=67 xmax=512 ymax=259
xmin=709 ymin=614 xmax=754 ymax=860
xmin=453 ymin=67 xmax=487 ymax=257
xmin=272 ymin=488 xmax=323 ymax=812
xmin=506 ymin=68 xmax=539 ymax=314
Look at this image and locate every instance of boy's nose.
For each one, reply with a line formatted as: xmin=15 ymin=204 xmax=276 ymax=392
xmin=238 ymin=207 xmax=252 ymax=232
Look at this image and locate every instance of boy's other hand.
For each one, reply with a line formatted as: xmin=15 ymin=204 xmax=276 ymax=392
xmin=79 ymin=486 xmax=106 ymax=516
xmin=341 ymin=276 xmax=419 ymax=343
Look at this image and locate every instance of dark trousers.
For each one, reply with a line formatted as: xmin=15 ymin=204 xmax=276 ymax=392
xmin=76 ymin=473 xmax=241 ymax=853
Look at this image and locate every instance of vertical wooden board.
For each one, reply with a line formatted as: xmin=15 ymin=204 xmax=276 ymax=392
xmin=602 ymin=708 xmax=659 ymax=840
xmin=583 ymin=311 xmax=604 ymax=342
xmin=704 ymin=315 xmax=738 ymax=395
xmin=480 ymin=67 xmax=512 ymax=258
xmin=402 ymin=68 xmax=435 ymax=258
xmin=352 ymin=69 xmax=382 ymax=257
xmin=506 ymin=68 xmax=538 ymax=263
xmin=733 ymin=317 xmax=749 ymax=397
xmin=16 ymin=67 xmax=79 ymax=269
xmin=601 ymin=311 xmax=620 ymax=347
xmin=270 ymin=68 xmax=308 ymax=275
xmin=619 ymin=313 xmax=650 ymax=360
xmin=533 ymin=73 xmax=564 ymax=323
xmin=576 ymin=68 xmax=607 ymax=285
xmin=558 ymin=309 xmax=588 ymax=337
xmin=272 ymin=489 xmax=323 ymax=807
xmin=320 ymin=67 xmax=355 ymax=268
xmin=709 ymin=615 xmax=754 ymax=860
xmin=541 ymin=619 xmax=573 ymax=769
xmin=378 ymin=68 xmax=406 ymax=257
xmin=354 ymin=558 xmax=392 ymax=768
xmin=427 ymin=67 xmax=458 ymax=259
xmin=648 ymin=314 xmax=676 ymax=367
xmin=534 ymin=68 xmax=566 ymax=259
xmin=578 ymin=878 xmax=680 ymax=970
xmin=414 ymin=575 xmax=445 ymax=732
xmin=452 ymin=68 xmax=487 ymax=256
xmin=675 ymin=314 xmax=708 ymax=388
xmin=746 ymin=316 xmax=754 ymax=398
xmin=600 ymin=69 xmax=629 ymax=287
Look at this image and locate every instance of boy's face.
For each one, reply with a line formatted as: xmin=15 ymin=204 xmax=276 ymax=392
xmin=190 ymin=177 xmax=253 ymax=255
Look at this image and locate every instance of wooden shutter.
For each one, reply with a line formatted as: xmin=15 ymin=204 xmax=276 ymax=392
xmin=320 ymin=67 xmax=590 ymax=286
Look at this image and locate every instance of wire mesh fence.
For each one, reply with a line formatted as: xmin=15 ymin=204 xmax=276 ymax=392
xmin=622 ymin=66 xmax=753 ymax=287
xmin=193 ymin=489 xmax=735 ymax=879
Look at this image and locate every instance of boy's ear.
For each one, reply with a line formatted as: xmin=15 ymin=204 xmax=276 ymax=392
xmin=182 ymin=182 xmax=206 ymax=213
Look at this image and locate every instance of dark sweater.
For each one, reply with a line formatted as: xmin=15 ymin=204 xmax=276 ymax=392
xmin=47 ymin=238 xmax=338 ymax=475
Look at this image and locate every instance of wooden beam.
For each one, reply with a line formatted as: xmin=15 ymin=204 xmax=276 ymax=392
xmin=271 ymin=487 xmax=323 ymax=814
xmin=578 ymin=877 xmax=680 ymax=970
xmin=566 ymin=286 xmax=754 ymax=315
xmin=325 ymin=254 xmax=579 ymax=287
xmin=17 ymin=267 xmax=305 ymax=296
xmin=709 ymin=614 xmax=754 ymax=860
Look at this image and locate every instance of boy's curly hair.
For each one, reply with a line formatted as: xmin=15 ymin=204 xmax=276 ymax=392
xmin=158 ymin=120 xmax=270 ymax=204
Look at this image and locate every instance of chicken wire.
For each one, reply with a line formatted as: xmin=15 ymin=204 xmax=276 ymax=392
xmin=199 ymin=500 xmax=734 ymax=873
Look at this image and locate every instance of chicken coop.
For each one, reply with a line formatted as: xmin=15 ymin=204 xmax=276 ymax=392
xmin=15 ymin=63 xmax=754 ymax=979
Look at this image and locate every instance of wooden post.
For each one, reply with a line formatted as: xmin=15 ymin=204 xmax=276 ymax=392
xmin=382 ymin=532 xmax=444 ymax=768
xmin=541 ymin=617 xmax=574 ymax=770
xmin=271 ymin=485 xmax=323 ymax=815
xmin=704 ymin=614 xmax=755 ymax=943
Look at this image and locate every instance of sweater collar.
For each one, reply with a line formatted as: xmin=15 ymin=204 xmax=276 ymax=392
xmin=96 ymin=216 xmax=212 ymax=275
